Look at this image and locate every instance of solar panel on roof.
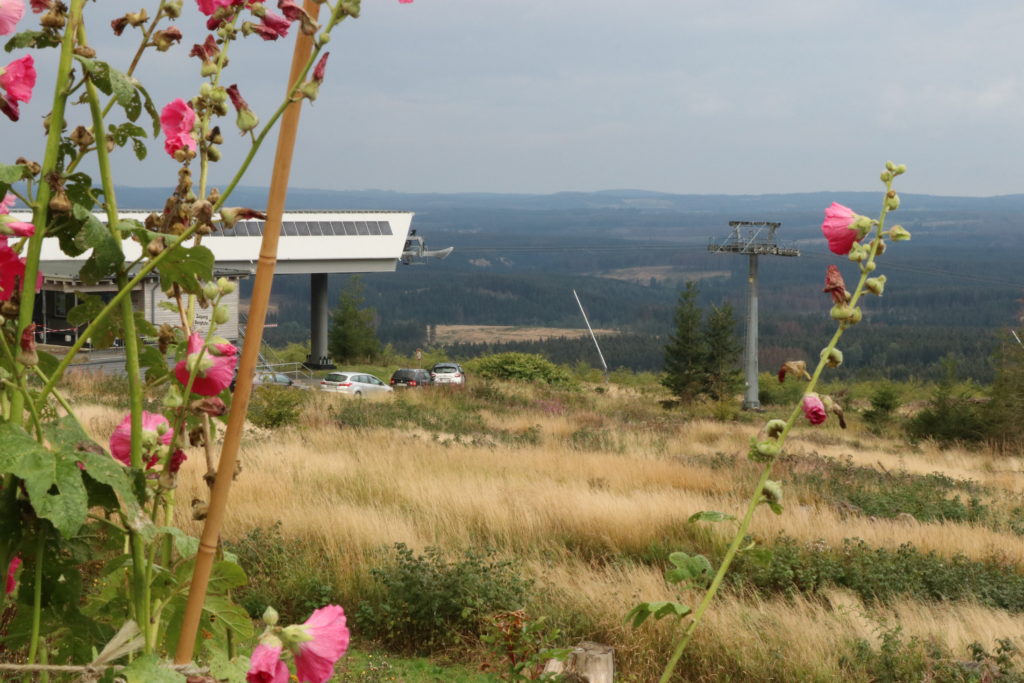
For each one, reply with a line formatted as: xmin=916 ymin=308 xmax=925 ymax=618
xmin=308 ymin=221 xmax=323 ymax=236
xmin=343 ymin=221 xmax=357 ymax=236
xmin=356 ymin=221 xmax=369 ymax=235
xmin=296 ymin=222 xmax=310 ymax=236
xmin=283 ymin=223 xmax=298 ymax=236
xmin=368 ymin=221 xmax=381 ymax=235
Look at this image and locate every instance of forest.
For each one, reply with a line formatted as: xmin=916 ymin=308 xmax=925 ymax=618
xmin=137 ymin=186 xmax=1022 ymax=382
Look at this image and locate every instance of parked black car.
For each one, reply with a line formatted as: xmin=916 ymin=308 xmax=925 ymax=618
xmin=389 ymin=368 xmax=433 ymax=388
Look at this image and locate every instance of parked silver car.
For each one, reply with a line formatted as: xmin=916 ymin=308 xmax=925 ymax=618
xmin=430 ymin=362 xmax=467 ymax=386
xmin=319 ymin=371 xmax=393 ymax=397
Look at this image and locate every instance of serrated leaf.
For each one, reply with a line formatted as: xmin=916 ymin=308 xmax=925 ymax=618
xmin=140 ymin=345 xmax=170 ymax=383
xmin=5 ymin=30 xmax=59 ymax=51
xmin=67 ymin=294 xmax=122 ymax=349
xmin=135 ymin=83 xmax=161 ymax=137
xmin=0 ymin=163 xmax=27 ymax=183
xmin=158 ymin=244 xmax=214 ymax=295
xmin=110 ymin=122 xmax=147 ymax=146
xmin=205 ymin=644 xmax=251 ymax=683
xmin=71 ymin=205 xmax=123 ymax=284
xmin=665 ymin=552 xmax=713 ymax=586
xmin=131 ymin=137 xmax=147 ymax=160
xmin=120 ymin=654 xmax=184 ymax=683
xmin=0 ymin=425 xmax=88 ymax=538
xmin=625 ymin=601 xmax=691 ymax=629
xmin=688 ymin=510 xmax=736 ymax=524
xmin=624 ymin=603 xmax=652 ymax=629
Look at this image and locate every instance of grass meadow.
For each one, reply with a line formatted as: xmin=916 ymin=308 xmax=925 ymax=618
xmin=70 ymin=372 xmax=1024 ymax=681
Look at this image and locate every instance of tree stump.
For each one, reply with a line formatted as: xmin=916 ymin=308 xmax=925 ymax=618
xmin=543 ymin=641 xmax=615 ymax=682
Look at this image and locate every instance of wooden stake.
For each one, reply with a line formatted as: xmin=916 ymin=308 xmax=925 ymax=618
xmin=173 ymin=2 xmax=320 ymax=663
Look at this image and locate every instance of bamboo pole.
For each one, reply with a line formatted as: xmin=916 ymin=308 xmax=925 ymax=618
xmin=173 ymin=2 xmax=320 ymax=663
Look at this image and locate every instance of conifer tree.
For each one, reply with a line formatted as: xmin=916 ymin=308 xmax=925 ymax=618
xmin=702 ymin=303 xmax=743 ymax=401
xmin=662 ymin=282 xmax=706 ymax=402
xmin=328 ymin=276 xmax=382 ymax=363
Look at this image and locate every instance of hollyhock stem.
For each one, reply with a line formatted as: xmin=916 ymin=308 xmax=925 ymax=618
xmin=24 ymin=530 xmax=45 ymax=679
xmin=10 ymin=0 xmax=84 ymax=427
xmin=83 ymin=36 xmax=153 ymax=649
xmin=659 ymin=183 xmax=893 ymax=682
xmin=0 ymin=328 xmax=41 ymax=438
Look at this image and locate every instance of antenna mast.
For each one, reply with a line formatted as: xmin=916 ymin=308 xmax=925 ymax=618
xmin=573 ymin=289 xmax=609 ymax=381
xmin=708 ymin=221 xmax=799 ymax=410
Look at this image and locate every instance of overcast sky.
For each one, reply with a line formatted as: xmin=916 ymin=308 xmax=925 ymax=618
xmin=5 ymin=1 xmax=1024 ymax=197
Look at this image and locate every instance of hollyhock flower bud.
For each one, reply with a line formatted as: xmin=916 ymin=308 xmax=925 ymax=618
xmin=847 ymin=307 xmax=863 ymax=324
xmin=203 ymin=281 xmax=220 ymax=300
xmin=217 ymin=276 xmax=236 ymax=294
xmin=777 ymin=360 xmax=810 ymax=383
xmin=15 ymin=157 xmax=40 ymax=176
xmin=263 ymin=605 xmax=280 ymax=626
xmin=109 ymin=411 xmax=174 ymax=467
xmin=821 ymin=202 xmax=871 ymax=256
xmin=880 ymin=170 xmax=892 ymax=183
xmin=168 ymin=449 xmax=188 ymax=473
xmin=49 ymin=188 xmax=70 ymax=214
xmin=865 ymin=275 xmax=886 ymax=296
xmin=69 ymin=125 xmax=94 ymax=149
xmin=284 ymin=605 xmax=350 ymax=683
xmin=885 ymin=191 xmax=900 ymax=211
xmin=888 ymin=225 xmax=911 ymax=242
xmin=161 ymin=98 xmax=197 ymax=159
xmin=152 ymin=26 xmax=183 ymax=52
xmin=301 ymin=52 xmax=329 ymax=100
xmin=821 ymin=347 xmax=843 ymax=368
xmin=165 ymin=0 xmax=182 ymax=18
xmin=226 ymin=84 xmax=259 ymax=133
xmin=0 ymin=0 xmax=25 ymax=35
xmin=762 ymin=480 xmax=783 ymax=505
xmin=747 ymin=438 xmax=776 ymax=463
xmin=822 ymin=265 xmax=850 ymax=306
xmin=5 ymin=555 xmax=21 ymax=595
xmin=213 ymin=303 xmax=230 ymax=325
xmin=894 ymin=164 xmax=906 ymax=175
xmin=885 ymin=161 xmax=896 ymax=171
xmin=765 ymin=419 xmax=786 ymax=438
xmin=17 ymin=322 xmax=37 ymax=366
xmin=220 ymin=206 xmax=267 ymax=228
xmin=830 ymin=304 xmax=853 ymax=321
xmin=822 ymin=395 xmax=847 ymax=429
xmin=126 ymin=9 xmax=148 ymax=26
xmin=861 ymin=260 xmax=876 ymax=273
xmin=802 ymin=394 xmax=827 ymax=425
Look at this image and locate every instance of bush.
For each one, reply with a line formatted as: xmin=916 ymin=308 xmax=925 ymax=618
xmin=863 ymin=383 xmax=901 ymax=425
xmin=247 ymin=385 xmax=309 ymax=428
xmin=467 ymin=353 xmax=577 ymax=388
xmin=225 ymin=524 xmax=339 ymax=623
xmin=355 ymin=544 xmax=532 ymax=654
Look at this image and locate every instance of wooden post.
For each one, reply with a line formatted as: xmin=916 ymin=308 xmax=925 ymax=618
xmin=173 ymin=1 xmax=320 ymax=663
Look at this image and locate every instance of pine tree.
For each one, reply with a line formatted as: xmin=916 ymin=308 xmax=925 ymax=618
xmin=328 ymin=276 xmax=381 ymax=363
xmin=702 ymin=303 xmax=742 ymax=401
xmin=662 ymin=282 xmax=706 ymax=402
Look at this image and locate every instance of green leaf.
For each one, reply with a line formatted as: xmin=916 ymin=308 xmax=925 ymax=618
xmin=135 ymin=83 xmax=162 ymax=137
xmin=110 ymin=122 xmax=147 ymax=146
xmin=132 ymin=137 xmax=147 ymax=161
xmin=72 ymin=204 xmax=124 ymax=285
xmin=768 ymin=502 xmax=784 ymax=515
xmin=140 ymin=345 xmax=170 ymax=383
xmin=120 ymin=654 xmax=185 ymax=683
xmin=158 ymin=244 xmax=214 ymax=295
xmin=688 ymin=510 xmax=737 ymax=524
xmin=124 ymin=87 xmax=142 ymax=122
xmin=4 ymin=30 xmax=60 ymax=51
xmin=625 ymin=601 xmax=691 ymax=628
xmin=205 ymin=595 xmax=254 ymax=639
xmin=0 ymin=163 xmax=27 ymax=183
xmin=204 ymin=643 xmax=251 ymax=683
xmin=0 ymin=425 xmax=88 ymax=538
xmin=665 ymin=552 xmax=713 ymax=587
xmin=67 ymin=294 xmax=121 ymax=349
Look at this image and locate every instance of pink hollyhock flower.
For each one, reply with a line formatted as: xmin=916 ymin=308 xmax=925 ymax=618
xmin=174 ymin=332 xmax=238 ymax=396
xmin=1 ymin=55 xmax=36 ymax=103
xmin=0 ymin=0 xmax=24 ymax=35
xmin=802 ymin=394 xmax=827 ymax=425
xmin=108 ymin=411 xmax=174 ymax=467
xmin=29 ymin=0 xmax=48 ymax=13
xmin=246 ymin=643 xmax=290 ymax=683
xmin=5 ymin=555 xmax=21 ymax=595
xmin=290 ymin=605 xmax=350 ymax=683
xmin=253 ymin=11 xmax=290 ymax=40
xmin=312 ymin=52 xmax=328 ymax=83
xmin=168 ymin=449 xmax=188 ymax=473
xmin=1 ymin=219 xmax=34 ymax=237
xmin=0 ymin=192 xmax=14 ymax=213
xmin=0 ymin=242 xmax=41 ymax=301
xmin=196 ymin=0 xmax=234 ymax=16
xmin=821 ymin=202 xmax=865 ymax=256
xmin=160 ymin=98 xmax=197 ymax=158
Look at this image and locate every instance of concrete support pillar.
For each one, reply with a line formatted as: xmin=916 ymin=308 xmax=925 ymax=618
xmin=307 ymin=272 xmax=333 ymax=369
xmin=743 ymin=254 xmax=761 ymax=410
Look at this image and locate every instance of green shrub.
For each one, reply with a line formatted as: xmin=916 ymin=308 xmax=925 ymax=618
xmin=733 ymin=535 xmax=1024 ymax=612
xmin=225 ymin=523 xmax=339 ymax=622
xmin=247 ymin=385 xmax=309 ymax=428
xmin=355 ymin=544 xmax=532 ymax=654
xmin=863 ymin=383 xmax=902 ymax=424
xmin=467 ymin=353 xmax=577 ymax=388
xmin=757 ymin=372 xmax=804 ymax=406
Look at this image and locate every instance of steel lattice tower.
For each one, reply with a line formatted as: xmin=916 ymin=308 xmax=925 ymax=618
xmin=708 ymin=221 xmax=799 ymax=410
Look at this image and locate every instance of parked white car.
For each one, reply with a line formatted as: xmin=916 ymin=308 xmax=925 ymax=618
xmin=319 ymin=371 xmax=393 ymax=397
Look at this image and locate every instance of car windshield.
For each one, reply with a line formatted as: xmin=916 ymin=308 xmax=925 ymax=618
xmin=434 ymin=365 xmax=458 ymax=373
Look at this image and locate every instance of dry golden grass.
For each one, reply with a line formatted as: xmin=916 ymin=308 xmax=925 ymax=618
xmin=69 ymin=382 xmax=1024 ymax=679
